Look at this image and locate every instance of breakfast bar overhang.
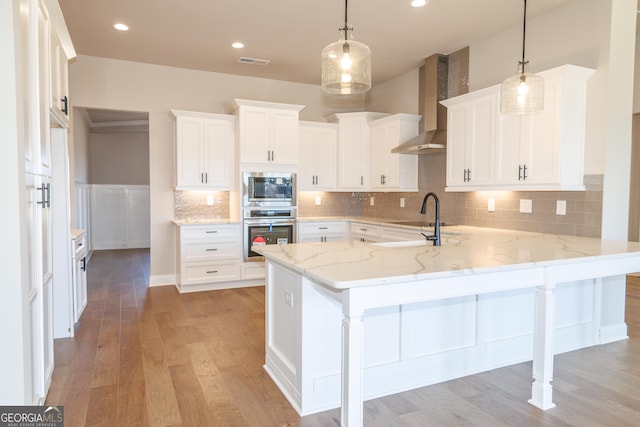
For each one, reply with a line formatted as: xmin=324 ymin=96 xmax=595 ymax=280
xmin=254 ymin=226 xmax=640 ymax=427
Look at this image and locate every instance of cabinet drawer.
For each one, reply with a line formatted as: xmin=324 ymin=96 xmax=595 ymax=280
xmin=299 ymin=221 xmax=348 ymax=235
xmin=73 ymin=233 xmax=87 ymax=257
xmin=180 ymin=224 xmax=240 ymax=240
xmin=181 ymin=241 xmax=241 ymax=262
xmin=181 ymin=261 xmax=241 ymax=284
xmin=350 ymin=223 xmax=381 ymax=238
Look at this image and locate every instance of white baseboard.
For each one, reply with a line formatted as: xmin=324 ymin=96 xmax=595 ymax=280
xmin=149 ymin=274 xmax=176 ymax=287
xmin=599 ymin=323 xmax=628 ymax=344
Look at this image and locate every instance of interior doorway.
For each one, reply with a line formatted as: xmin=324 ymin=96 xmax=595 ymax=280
xmin=70 ymin=107 xmax=151 ymax=265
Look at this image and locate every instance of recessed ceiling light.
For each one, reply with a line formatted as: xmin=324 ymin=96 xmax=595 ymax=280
xmin=113 ymin=23 xmax=129 ymax=31
xmin=411 ymin=0 xmax=427 ymax=7
xmin=232 ymin=42 xmax=244 ymax=49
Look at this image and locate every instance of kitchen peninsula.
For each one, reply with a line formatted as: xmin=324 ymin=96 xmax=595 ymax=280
xmin=254 ymin=226 xmax=640 ymax=427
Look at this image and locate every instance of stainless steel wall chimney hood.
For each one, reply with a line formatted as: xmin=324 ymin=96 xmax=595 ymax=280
xmin=392 ymin=54 xmax=451 ymax=154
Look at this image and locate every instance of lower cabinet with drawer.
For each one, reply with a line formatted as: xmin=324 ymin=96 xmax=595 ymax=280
xmin=350 ymin=222 xmax=382 ymax=242
xmin=298 ymin=221 xmax=349 ymax=242
xmin=176 ymin=223 xmax=261 ymax=292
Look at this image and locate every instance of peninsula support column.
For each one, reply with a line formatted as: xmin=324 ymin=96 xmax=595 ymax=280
xmin=341 ymin=290 xmax=365 ymax=427
xmin=529 ymin=277 xmax=557 ymax=410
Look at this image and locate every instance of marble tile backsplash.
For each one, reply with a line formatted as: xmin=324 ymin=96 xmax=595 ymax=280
xmin=174 ymin=190 xmax=230 ymax=220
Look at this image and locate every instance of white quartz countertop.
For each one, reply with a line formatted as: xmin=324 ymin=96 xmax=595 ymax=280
xmin=253 ymin=226 xmax=640 ymax=289
xmin=172 ymin=218 xmax=240 ymax=225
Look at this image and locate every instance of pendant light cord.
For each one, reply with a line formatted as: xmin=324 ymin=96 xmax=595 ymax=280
xmin=521 ymin=0 xmax=527 ymax=66
xmin=341 ymin=0 xmax=352 ymax=40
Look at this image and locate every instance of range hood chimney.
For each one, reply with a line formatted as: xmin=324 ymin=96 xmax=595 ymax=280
xmin=391 ymin=54 xmax=450 ymax=154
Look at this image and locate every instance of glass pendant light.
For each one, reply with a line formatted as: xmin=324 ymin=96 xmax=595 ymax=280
xmin=501 ymin=0 xmax=544 ymax=114
xmin=321 ymin=0 xmax=371 ymax=94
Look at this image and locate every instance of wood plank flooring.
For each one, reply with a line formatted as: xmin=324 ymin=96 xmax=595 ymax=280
xmin=47 ymin=249 xmax=640 ymax=426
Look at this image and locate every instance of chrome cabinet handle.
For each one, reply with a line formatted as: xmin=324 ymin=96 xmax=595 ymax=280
xmin=205 ymin=248 xmax=218 ymax=251
xmin=206 ymin=270 xmax=218 ymax=274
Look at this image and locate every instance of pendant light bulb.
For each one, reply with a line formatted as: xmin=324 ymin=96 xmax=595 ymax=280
xmin=321 ymin=0 xmax=371 ymax=95
xmin=340 ymin=44 xmax=352 ymax=70
xmin=501 ymin=0 xmax=544 ymax=114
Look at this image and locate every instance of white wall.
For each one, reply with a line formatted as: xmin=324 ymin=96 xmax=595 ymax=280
xmin=90 ymin=132 xmax=150 ymax=185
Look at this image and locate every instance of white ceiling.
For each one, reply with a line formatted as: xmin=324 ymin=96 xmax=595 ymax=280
xmin=59 ymin=0 xmax=576 ymax=87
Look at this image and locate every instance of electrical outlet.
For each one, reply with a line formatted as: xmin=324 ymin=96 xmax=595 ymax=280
xmin=370 ymin=197 xmax=375 ymax=206
xmin=284 ymin=291 xmax=293 ymax=308
xmin=206 ymin=195 xmax=214 ymax=206
xmin=315 ymin=195 xmax=321 ymax=206
xmin=488 ymin=198 xmax=495 ymax=212
xmin=556 ymin=200 xmax=567 ymax=215
xmin=519 ymin=199 xmax=532 ymax=213
xmin=400 ymin=198 xmax=405 ymax=208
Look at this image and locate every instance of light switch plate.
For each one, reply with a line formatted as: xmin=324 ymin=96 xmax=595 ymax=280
xmin=488 ymin=198 xmax=495 ymax=212
xmin=556 ymin=200 xmax=567 ymax=215
xmin=206 ymin=195 xmax=214 ymax=206
xmin=315 ymin=196 xmax=321 ymax=206
xmin=519 ymin=199 xmax=532 ymax=213
xmin=400 ymin=198 xmax=405 ymax=208
xmin=370 ymin=197 xmax=375 ymax=206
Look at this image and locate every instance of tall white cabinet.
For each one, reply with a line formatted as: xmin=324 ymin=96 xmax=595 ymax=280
xmin=2 ymin=0 xmax=76 ymax=405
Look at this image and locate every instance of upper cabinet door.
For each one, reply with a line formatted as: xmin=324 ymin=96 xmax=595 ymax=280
xmin=235 ymin=99 xmax=304 ymax=167
xmin=369 ymin=114 xmax=420 ymax=191
xmin=299 ymin=122 xmax=338 ymax=191
xmin=172 ymin=110 xmax=235 ymax=190
xmin=49 ymin=26 xmax=69 ymax=126
xmin=330 ymin=112 xmax=388 ymax=191
xmin=444 ymin=88 xmax=497 ymax=190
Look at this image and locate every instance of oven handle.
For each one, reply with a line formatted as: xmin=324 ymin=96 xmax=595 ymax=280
xmin=243 ymin=219 xmax=296 ymax=226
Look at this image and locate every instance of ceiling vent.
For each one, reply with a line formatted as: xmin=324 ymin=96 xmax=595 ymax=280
xmin=238 ymin=57 xmax=271 ymax=66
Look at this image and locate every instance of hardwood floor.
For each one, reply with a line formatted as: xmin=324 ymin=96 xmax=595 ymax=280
xmin=47 ymin=249 xmax=640 ymax=426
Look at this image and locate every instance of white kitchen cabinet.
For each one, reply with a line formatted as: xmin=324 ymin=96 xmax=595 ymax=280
xmin=71 ymin=230 xmax=87 ymax=324
xmin=369 ymin=114 xmax=421 ymax=191
xmin=494 ymin=65 xmax=595 ymax=190
xmin=8 ymin=0 xmax=75 ymax=405
xmin=49 ymin=23 xmax=69 ymax=126
xmin=298 ymin=221 xmax=349 ymax=242
xmin=171 ymin=110 xmax=235 ymax=190
xmin=235 ymin=99 xmax=304 ymax=166
xmin=298 ymin=122 xmax=338 ymax=191
xmin=176 ymin=224 xmax=242 ymax=291
xmin=350 ymin=222 xmax=382 ymax=243
xmin=442 ymin=86 xmax=497 ymax=191
xmin=37 ymin=0 xmax=52 ymax=177
xmin=329 ymin=112 xmax=388 ymax=190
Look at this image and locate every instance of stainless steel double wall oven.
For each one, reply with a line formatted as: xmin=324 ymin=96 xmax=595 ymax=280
xmin=242 ymin=172 xmax=296 ymax=261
